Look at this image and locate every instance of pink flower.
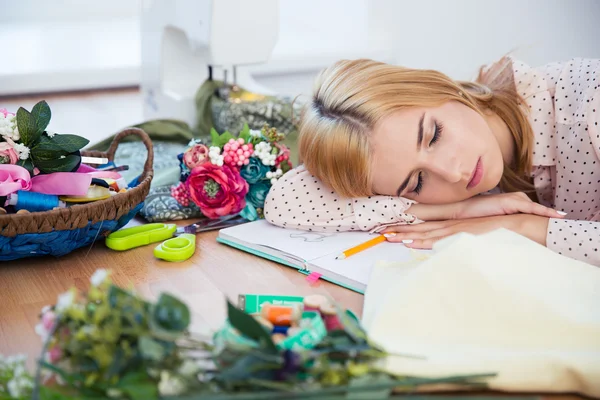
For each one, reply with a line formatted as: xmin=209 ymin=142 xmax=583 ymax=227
xmin=0 ymin=108 xmax=14 ymax=118
xmin=183 ymin=144 xmax=209 ymax=169
xmin=187 ymin=163 xmax=248 ymax=219
xmin=171 ymin=181 xmax=191 ymax=206
xmin=47 ymin=346 xmax=62 ymax=363
xmin=0 ymin=142 xmax=19 ymax=164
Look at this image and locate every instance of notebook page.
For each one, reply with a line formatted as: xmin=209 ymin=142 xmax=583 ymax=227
xmin=309 ymin=242 xmax=430 ymax=290
xmin=219 ymin=220 xmax=379 ymax=261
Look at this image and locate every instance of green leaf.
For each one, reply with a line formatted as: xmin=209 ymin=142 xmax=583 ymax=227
xmin=17 ymin=107 xmax=41 ymax=146
xmin=31 ymin=100 xmax=51 ymax=135
xmin=152 ymin=293 xmax=190 ymax=333
xmin=31 ymin=136 xmax=69 ymax=161
xmin=239 ymin=123 xmax=251 ymax=142
xmin=50 ymin=134 xmax=90 ymax=153
xmin=139 ymin=336 xmax=165 ymax=361
xmin=118 ymin=372 xmax=158 ymax=400
xmin=210 ymin=128 xmax=221 ymax=147
xmin=217 ymin=131 xmax=234 ymax=147
xmin=35 ymin=154 xmax=81 ymax=173
xmin=16 ymin=158 xmax=34 ymax=174
xmin=227 ymin=300 xmax=277 ymax=353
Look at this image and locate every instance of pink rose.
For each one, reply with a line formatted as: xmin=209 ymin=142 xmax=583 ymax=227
xmin=187 ymin=162 xmax=249 ymax=219
xmin=183 ymin=144 xmax=209 ymax=169
xmin=0 ymin=142 xmax=19 ymax=164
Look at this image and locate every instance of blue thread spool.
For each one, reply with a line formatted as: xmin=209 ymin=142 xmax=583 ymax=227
xmin=272 ymin=325 xmax=289 ymax=335
xmin=8 ymin=191 xmax=65 ymax=212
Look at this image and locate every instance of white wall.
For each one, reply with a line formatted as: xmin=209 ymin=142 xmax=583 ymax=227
xmin=1 ymin=0 xmax=599 ymax=96
xmin=368 ymin=0 xmax=600 ymax=80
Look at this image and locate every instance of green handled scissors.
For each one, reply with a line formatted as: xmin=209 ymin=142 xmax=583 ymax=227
xmin=106 ymin=215 xmax=246 ymax=262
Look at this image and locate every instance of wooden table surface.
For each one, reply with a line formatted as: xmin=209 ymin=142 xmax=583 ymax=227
xmin=0 ymin=219 xmax=583 ymax=399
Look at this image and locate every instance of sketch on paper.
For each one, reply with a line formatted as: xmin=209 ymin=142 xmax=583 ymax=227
xmin=289 ymin=232 xmax=337 ymax=243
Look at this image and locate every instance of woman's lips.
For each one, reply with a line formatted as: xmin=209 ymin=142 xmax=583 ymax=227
xmin=467 ymin=157 xmax=483 ymax=190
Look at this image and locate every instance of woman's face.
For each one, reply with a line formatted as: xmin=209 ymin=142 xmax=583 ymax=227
xmin=370 ymin=101 xmax=505 ymax=204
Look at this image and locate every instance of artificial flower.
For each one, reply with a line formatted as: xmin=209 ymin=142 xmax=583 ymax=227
xmin=0 ymin=141 xmax=19 ymax=164
xmin=246 ymin=181 xmax=271 ymax=209
xmin=208 ymin=146 xmax=224 ymax=166
xmin=0 ymin=109 xmax=19 ymax=141
xmin=55 ymin=289 xmax=76 ymax=313
xmin=90 ymin=269 xmax=109 ymax=287
xmin=240 ymin=203 xmax=258 ymax=221
xmin=12 ymin=142 xmax=30 ymax=160
xmin=171 ymin=181 xmax=191 ymax=207
xmin=35 ymin=308 xmax=57 ymax=341
xmin=254 ymin=141 xmax=276 ymax=166
xmin=158 ymin=371 xmax=186 ymax=396
xmin=183 ymin=144 xmax=210 ymax=169
xmin=240 ymin=156 xmax=270 ymax=184
xmin=187 ymin=163 xmax=248 ymax=219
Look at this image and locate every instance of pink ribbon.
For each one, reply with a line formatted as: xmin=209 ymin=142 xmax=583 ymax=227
xmin=0 ymin=165 xmax=32 ymax=196
xmin=0 ymin=165 xmax=92 ymax=196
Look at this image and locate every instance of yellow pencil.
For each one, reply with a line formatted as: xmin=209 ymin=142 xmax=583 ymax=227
xmin=335 ymin=235 xmax=386 ymax=260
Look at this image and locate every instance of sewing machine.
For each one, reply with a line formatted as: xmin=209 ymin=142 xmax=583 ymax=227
xmin=140 ymin=0 xmax=279 ymax=128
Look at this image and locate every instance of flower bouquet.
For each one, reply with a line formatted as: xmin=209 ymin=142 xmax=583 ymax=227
xmin=0 ymin=101 xmax=89 ymax=175
xmin=9 ymin=269 xmax=494 ymax=400
xmin=170 ymin=124 xmax=292 ymax=222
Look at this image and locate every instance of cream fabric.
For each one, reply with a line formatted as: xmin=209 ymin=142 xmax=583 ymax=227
xmin=363 ymin=229 xmax=600 ymax=398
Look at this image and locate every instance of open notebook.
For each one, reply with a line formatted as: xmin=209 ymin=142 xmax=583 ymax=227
xmin=217 ymin=220 xmax=429 ymax=294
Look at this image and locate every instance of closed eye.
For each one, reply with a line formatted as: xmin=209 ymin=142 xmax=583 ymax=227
xmin=430 ymin=121 xmax=443 ymax=145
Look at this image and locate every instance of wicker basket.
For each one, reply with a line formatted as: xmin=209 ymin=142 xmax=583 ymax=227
xmin=0 ymin=128 xmax=154 ymax=261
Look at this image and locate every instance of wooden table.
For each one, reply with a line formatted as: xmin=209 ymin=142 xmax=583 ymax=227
xmin=0 ymin=220 xmax=583 ymax=399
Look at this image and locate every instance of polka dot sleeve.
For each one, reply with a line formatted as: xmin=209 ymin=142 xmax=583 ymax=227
xmin=264 ymin=165 xmax=419 ymax=232
xmin=547 ymin=218 xmax=600 ymax=266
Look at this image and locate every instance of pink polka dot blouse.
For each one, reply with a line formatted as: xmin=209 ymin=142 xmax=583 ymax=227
xmin=264 ymin=58 xmax=600 ymax=266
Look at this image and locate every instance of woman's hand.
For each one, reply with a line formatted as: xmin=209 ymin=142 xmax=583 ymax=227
xmin=383 ymin=214 xmax=551 ymax=249
xmin=408 ymin=192 xmax=566 ymax=221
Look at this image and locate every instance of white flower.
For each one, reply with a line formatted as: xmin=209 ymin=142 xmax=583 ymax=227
xmin=90 ymin=269 xmax=109 ymax=287
xmin=158 ymin=371 xmax=186 ymax=396
xmin=178 ymin=360 xmax=200 ymax=376
xmin=249 ymin=129 xmax=262 ymax=138
xmin=208 ymin=146 xmax=224 ymax=166
xmin=107 ymin=388 xmax=123 ymax=398
xmin=55 ymin=289 xmax=75 ymax=313
xmin=270 ymin=178 xmax=277 ymax=184
xmin=12 ymin=143 xmax=30 ymax=160
xmin=46 ymin=130 xmax=56 ymax=138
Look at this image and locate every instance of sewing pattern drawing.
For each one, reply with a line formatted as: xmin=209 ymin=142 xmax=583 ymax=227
xmin=289 ymin=232 xmax=336 ymax=242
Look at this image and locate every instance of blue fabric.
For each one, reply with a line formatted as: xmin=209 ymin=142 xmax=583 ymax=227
xmin=0 ymin=202 xmax=144 ymax=261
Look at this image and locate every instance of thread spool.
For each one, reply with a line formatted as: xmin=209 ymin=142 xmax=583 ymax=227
xmin=7 ymin=191 xmax=66 ymax=212
xmin=272 ymin=325 xmax=289 ymax=335
xmin=260 ymin=304 xmax=302 ymax=326
xmin=303 ymin=294 xmax=329 ymax=313
xmin=320 ymin=304 xmax=343 ymax=332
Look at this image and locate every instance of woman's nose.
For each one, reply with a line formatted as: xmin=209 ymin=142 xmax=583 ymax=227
xmin=431 ymin=155 xmax=465 ymax=183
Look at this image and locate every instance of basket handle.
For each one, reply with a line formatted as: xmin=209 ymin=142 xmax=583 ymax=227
xmin=106 ymin=128 xmax=154 ymax=173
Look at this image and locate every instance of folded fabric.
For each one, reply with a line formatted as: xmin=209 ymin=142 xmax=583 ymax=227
xmin=363 ymin=229 xmax=600 ymax=398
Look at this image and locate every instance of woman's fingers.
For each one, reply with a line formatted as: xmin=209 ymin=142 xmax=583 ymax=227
xmin=528 ymin=202 xmax=567 ymax=218
xmin=381 ymin=220 xmax=458 ymax=233
xmin=384 ymin=233 xmax=445 ymax=249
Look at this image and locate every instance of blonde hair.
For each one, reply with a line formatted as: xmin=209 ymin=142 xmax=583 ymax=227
xmin=298 ymin=57 xmax=534 ymax=198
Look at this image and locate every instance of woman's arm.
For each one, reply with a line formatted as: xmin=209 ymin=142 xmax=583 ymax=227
xmin=264 ymin=165 xmax=422 ymax=232
xmin=264 ymin=166 xmax=562 ymax=233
